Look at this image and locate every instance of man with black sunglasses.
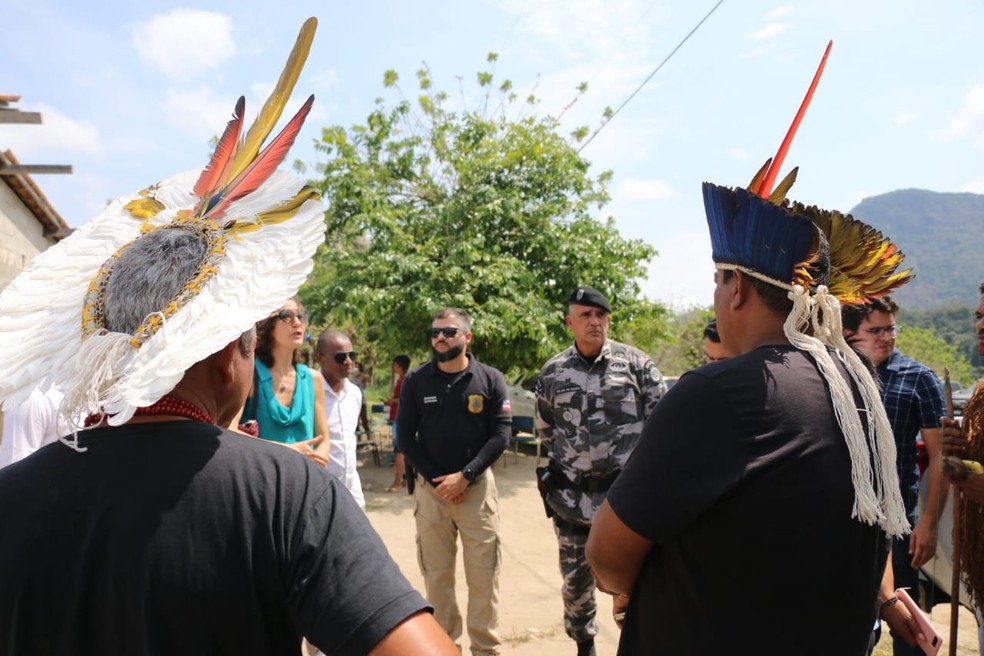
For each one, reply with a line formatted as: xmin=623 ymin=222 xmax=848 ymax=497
xmin=315 ymin=330 xmax=366 ymax=508
xmin=842 ymin=296 xmax=947 ymax=656
xmin=397 ymin=307 xmax=511 ymax=656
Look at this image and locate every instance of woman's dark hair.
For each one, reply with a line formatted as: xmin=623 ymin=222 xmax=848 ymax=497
xmin=254 ymin=296 xmax=307 ymax=367
xmin=393 ymin=354 xmax=411 ymax=371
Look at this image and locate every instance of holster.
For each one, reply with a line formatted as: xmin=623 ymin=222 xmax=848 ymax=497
xmin=405 ymin=462 xmax=416 ymax=495
xmin=535 ymin=465 xmax=557 ymax=519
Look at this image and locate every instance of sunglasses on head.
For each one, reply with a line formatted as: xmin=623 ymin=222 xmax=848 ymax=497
xmin=429 ymin=327 xmax=461 ymax=339
xmin=320 ymin=350 xmax=358 ymax=364
xmin=275 ymin=309 xmax=307 ymax=324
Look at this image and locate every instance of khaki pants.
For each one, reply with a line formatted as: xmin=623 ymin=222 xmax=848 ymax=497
xmin=414 ymin=471 xmax=501 ymax=655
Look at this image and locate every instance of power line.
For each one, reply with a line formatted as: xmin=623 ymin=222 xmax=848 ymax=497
xmin=578 ymin=0 xmax=725 ymax=153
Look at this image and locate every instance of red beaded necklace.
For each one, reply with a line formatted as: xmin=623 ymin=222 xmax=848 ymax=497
xmin=84 ymin=395 xmax=213 ymax=427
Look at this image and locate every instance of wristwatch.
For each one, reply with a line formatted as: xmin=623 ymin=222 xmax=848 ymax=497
xmin=462 ymin=467 xmax=477 ymax=483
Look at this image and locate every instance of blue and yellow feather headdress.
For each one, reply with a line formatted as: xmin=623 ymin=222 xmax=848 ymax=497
xmin=702 ymin=41 xmax=910 ymax=537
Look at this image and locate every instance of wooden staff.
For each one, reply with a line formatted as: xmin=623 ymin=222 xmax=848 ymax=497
xmin=945 ymin=368 xmax=961 ymax=656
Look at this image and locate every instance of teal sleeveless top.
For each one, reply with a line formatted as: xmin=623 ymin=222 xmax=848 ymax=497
xmin=250 ymin=360 xmax=315 ymax=444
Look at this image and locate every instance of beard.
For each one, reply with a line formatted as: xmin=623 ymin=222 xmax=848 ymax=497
xmin=432 ymin=343 xmax=464 ymax=362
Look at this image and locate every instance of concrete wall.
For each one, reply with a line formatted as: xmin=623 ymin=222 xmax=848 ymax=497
xmin=0 ymin=179 xmax=52 ymax=292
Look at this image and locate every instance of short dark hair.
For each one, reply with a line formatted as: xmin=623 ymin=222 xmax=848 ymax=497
xmin=433 ymin=307 xmax=471 ymax=333
xmin=393 ymin=354 xmax=410 ymax=371
xmin=841 ymin=296 xmax=900 ymax=333
xmin=702 ymin=320 xmax=721 ymax=343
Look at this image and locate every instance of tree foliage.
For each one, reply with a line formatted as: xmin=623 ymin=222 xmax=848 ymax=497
xmin=301 ymin=53 xmax=660 ymax=376
xmin=897 ymin=323 xmax=975 ymax=388
xmin=901 ymin=303 xmax=984 ymax=377
xmin=647 ymin=307 xmax=715 ymax=376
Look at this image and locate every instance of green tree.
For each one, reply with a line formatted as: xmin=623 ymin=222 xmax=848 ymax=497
xmin=302 ymin=54 xmax=661 ymax=376
xmin=647 ymin=307 xmax=715 ymax=376
xmin=897 ymin=323 xmax=975 ymax=389
xmin=901 ymin=303 xmax=984 ymax=377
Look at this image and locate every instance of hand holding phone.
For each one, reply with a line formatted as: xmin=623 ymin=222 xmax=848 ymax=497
xmin=896 ymin=588 xmax=941 ymax=656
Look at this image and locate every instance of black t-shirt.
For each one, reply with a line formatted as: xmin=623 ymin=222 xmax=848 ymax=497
xmin=608 ymin=346 xmax=888 ymax=656
xmin=396 ymin=356 xmax=511 ymax=481
xmin=0 ymin=421 xmax=428 ymax=655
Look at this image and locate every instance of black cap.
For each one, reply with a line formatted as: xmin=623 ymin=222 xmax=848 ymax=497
xmin=567 ymin=286 xmax=611 ymax=313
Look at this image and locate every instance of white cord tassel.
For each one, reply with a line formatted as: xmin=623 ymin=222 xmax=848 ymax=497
xmin=814 ymin=288 xmax=909 ymax=536
xmin=55 ymin=331 xmax=135 ymax=435
xmin=783 ymin=285 xmax=910 ymax=537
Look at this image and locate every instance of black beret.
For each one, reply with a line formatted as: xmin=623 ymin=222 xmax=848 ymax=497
xmin=567 ymin=286 xmax=611 ymax=313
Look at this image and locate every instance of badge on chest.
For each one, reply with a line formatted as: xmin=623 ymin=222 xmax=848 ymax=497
xmin=468 ymin=394 xmax=484 ymax=414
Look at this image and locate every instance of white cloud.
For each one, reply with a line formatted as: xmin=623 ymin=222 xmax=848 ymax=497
xmin=894 ymin=111 xmax=913 ymax=127
xmin=946 ymin=84 xmax=984 ymax=148
xmin=132 ymin=9 xmax=236 ymax=79
xmin=161 ymin=82 xmax=318 ymax=147
xmin=961 ymin=179 xmax=984 ymax=194
xmin=618 ymin=178 xmax=678 ymax=200
xmin=765 ymin=5 xmax=793 ymax=19
xmin=0 ymin=103 xmax=101 ymax=158
xmin=745 ymin=44 xmax=773 ymax=58
xmin=642 ymin=230 xmax=714 ymax=308
xmin=162 ymin=86 xmax=238 ymax=141
xmin=311 ymin=69 xmax=341 ymax=89
xmin=747 ymin=23 xmax=789 ymax=40
xmin=504 ymin=0 xmax=650 ymax=53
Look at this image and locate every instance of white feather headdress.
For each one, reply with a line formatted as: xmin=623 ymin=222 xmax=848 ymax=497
xmin=0 ymin=18 xmax=325 ymax=431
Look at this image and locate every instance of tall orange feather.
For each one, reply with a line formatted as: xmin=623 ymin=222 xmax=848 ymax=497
xmin=756 ymin=40 xmax=833 ymax=198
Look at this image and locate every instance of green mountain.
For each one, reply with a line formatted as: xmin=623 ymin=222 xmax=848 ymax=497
xmin=848 ymin=189 xmax=984 ymax=310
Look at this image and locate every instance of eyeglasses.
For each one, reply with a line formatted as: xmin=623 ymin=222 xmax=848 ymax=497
xmin=275 ymin=309 xmax=307 ymax=324
xmin=863 ymin=325 xmax=900 ymax=337
xmin=318 ymin=350 xmax=358 ymax=364
xmin=429 ymin=327 xmax=461 ymax=339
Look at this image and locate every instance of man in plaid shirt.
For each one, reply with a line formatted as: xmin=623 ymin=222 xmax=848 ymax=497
xmin=843 ymin=296 xmax=947 ymax=656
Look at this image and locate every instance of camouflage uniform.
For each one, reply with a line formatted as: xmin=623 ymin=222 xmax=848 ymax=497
xmin=534 ymin=339 xmax=665 ymax=642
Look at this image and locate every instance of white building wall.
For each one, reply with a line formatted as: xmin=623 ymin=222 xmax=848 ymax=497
xmin=0 ymin=179 xmax=51 ymax=291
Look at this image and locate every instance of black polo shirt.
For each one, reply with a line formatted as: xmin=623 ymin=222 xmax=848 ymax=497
xmin=396 ymin=355 xmax=511 ymax=482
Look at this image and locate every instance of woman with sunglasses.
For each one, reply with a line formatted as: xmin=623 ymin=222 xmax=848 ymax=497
xmin=243 ymin=297 xmax=330 ymax=466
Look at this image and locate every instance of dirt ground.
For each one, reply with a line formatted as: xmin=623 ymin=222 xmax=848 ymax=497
xmin=359 ymin=443 xmax=619 ymax=655
xmin=356 ymin=440 xmax=983 ymax=656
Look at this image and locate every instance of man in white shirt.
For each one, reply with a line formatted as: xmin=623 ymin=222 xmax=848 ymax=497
xmin=315 ymin=330 xmax=366 ymax=508
xmin=0 ymin=385 xmax=67 ymax=469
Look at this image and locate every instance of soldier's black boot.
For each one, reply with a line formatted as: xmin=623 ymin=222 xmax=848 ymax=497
xmin=576 ymin=638 xmax=596 ymax=656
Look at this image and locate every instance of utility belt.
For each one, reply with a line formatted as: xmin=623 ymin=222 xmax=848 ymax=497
xmin=535 ymin=462 xmax=620 ymax=521
xmin=541 ymin=462 xmax=621 ymax=494
xmin=552 ymin=515 xmax=591 ymax=537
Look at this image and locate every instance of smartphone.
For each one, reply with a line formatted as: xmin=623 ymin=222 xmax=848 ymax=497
xmin=895 ymin=588 xmax=942 ymax=656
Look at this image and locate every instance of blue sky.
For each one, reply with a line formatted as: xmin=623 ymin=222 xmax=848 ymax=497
xmin=3 ymin=0 xmax=983 ymax=308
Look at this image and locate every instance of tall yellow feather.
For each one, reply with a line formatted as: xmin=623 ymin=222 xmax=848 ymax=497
xmin=224 ymin=17 xmax=317 ymax=184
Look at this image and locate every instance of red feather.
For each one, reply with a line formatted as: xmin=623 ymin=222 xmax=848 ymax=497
xmin=758 ymin=40 xmax=833 ymax=198
xmin=193 ymin=96 xmax=245 ymax=207
xmin=205 ymin=95 xmax=314 ymax=220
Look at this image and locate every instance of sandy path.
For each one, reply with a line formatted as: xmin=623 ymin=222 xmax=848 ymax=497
xmin=360 ymin=446 xmax=619 ymax=655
